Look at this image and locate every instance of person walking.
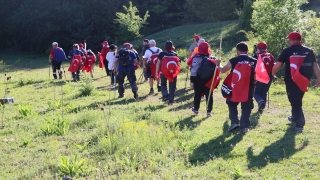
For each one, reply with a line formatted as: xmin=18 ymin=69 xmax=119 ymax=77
xmin=106 ymin=44 xmax=117 ymax=86
xmin=216 ymin=42 xmax=257 ymax=133
xmin=141 ymin=39 xmax=150 ymax=81
xmin=272 ymin=31 xmax=320 ymax=132
xmin=101 ymin=41 xmax=110 ymax=76
xmin=48 ymin=42 xmax=67 ymax=79
xmin=143 ymin=39 xmax=162 ymax=95
xmin=68 ymin=44 xmax=85 ymax=81
xmin=113 ymin=43 xmax=139 ymax=99
xmin=188 ymin=35 xmax=200 ymax=59
xmin=190 ymin=42 xmax=219 ymax=117
xmin=253 ymin=42 xmax=275 ymax=112
xmin=156 ymin=41 xmax=180 ymax=105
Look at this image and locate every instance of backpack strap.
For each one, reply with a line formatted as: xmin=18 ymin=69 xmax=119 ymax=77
xmin=147 ymin=48 xmax=160 ymax=54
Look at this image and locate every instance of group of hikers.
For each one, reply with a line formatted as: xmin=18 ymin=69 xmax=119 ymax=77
xmin=48 ymin=31 xmax=320 ymax=133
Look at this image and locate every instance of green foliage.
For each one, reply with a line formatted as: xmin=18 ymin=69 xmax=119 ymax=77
xmin=304 ymin=17 xmax=320 ymax=58
xmin=20 ymin=138 xmax=32 ymax=148
xmin=236 ymin=0 xmax=253 ymax=30
xmin=17 ymin=104 xmax=38 ymax=119
xmin=41 ymin=117 xmax=70 ymax=136
xmin=75 ymin=142 xmax=89 ymax=152
xmin=57 ymin=155 xmax=86 ymax=178
xmin=251 ymin=0 xmax=313 ymax=57
xmin=114 ymin=1 xmax=149 ymax=42
xmin=78 ymin=78 xmax=95 ymax=97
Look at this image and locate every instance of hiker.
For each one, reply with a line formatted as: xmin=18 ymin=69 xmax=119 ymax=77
xmin=216 ymin=42 xmax=257 ymax=133
xmin=130 ymin=44 xmax=141 ymax=70
xmin=188 ymin=35 xmax=200 ymax=59
xmin=68 ymin=44 xmax=85 ymax=81
xmin=143 ymin=39 xmax=162 ymax=95
xmin=187 ymin=38 xmax=206 ymax=66
xmin=141 ymin=39 xmax=150 ymax=81
xmin=272 ymin=31 xmax=320 ymax=132
xmin=190 ymin=42 xmax=220 ymax=117
xmin=101 ymin=41 xmax=110 ymax=76
xmin=253 ymin=42 xmax=275 ymax=113
xmin=106 ymin=44 xmax=117 ymax=86
xmin=113 ymin=43 xmax=139 ymax=99
xmin=156 ymin=41 xmax=180 ymax=105
xmin=83 ymin=49 xmax=96 ymax=78
xmin=48 ymin=42 xmax=67 ymax=79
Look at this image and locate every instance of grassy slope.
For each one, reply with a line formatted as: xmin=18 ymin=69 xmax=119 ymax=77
xmin=0 ymin=21 xmax=320 ymax=179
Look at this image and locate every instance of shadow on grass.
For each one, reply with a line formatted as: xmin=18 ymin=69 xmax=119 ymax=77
xmin=175 ymin=115 xmax=209 ymax=131
xmin=246 ymin=127 xmax=308 ymax=169
xmin=168 ymin=93 xmax=194 ymax=112
xmin=189 ymin=121 xmax=245 ymax=165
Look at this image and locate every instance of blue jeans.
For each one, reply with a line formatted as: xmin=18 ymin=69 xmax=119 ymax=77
xmin=254 ymin=74 xmax=273 ymax=103
xmin=160 ymin=74 xmax=177 ymax=103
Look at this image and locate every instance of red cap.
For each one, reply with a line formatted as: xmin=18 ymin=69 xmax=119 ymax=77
xmin=198 ymin=42 xmax=210 ymax=55
xmin=123 ymin=42 xmax=131 ymax=49
xmin=286 ymin=31 xmax=302 ymax=40
xmin=79 ymin=43 xmax=84 ymax=48
xmin=193 ymin=35 xmax=200 ymax=39
xmin=257 ymin=42 xmax=268 ymax=49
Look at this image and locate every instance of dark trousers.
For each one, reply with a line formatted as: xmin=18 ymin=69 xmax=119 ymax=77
xmin=117 ymin=69 xmax=138 ymax=95
xmin=160 ymin=74 xmax=177 ymax=103
xmin=193 ymin=83 xmax=213 ymax=112
xmin=227 ymin=96 xmax=254 ymax=129
xmin=110 ymin=70 xmax=115 ymax=84
xmin=51 ymin=60 xmax=62 ymax=79
xmin=286 ymin=81 xmax=305 ymax=128
xmin=103 ymin=59 xmax=110 ymax=76
xmin=254 ymin=74 xmax=273 ymax=103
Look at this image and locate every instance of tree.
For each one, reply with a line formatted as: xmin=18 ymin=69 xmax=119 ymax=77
xmin=114 ymin=1 xmax=149 ymax=43
xmin=251 ymin=0 xmax=313 ymax=57
xmin=236 ymin=0 xmax=253 ymax=30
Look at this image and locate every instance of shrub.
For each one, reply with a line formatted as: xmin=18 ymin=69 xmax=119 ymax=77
xmin=78 ymin=78 xmax=95 ymax=97
xmin=41 ymin=116 xmax=70 ymax=136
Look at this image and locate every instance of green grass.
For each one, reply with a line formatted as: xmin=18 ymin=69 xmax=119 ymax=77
xmin=0 ymin=21 xmax=320 ymax=178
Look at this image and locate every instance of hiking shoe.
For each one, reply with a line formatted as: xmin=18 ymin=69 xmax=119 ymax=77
xmin=206 ymin=112 xmax=212 ymax=117
xmin=192 ymin=107 xmax=199 ymax=115
xmin=288 ymin=116 xmax=293 ymax=123
xmin=118 ymin=94 xmax=124 ymax=98
xmin=134 ymin=92 xmax=138 ymax=100
xmin=162 ymin=96 xmax=169 ymax=102
xmin=258 ymin=101 xmax=266 ymax=111
xmin=228 ymin=124 xmax=240 ymax=131
xmin=149 ymin=89 xmax=154 ymax=95
xmin=294 ymin=127 xmax=303 ymax=133
xmin=242 ymin=128 xmax=250 ymax=133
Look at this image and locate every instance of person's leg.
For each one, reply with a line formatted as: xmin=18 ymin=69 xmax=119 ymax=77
xmin=160 ymin=74 xmax=169 ymax=100
xmin=226 ymin=98 xmax=240 ymax=130
xmin=127 ymin=69 xmax=138 ymax=99
xmin=117 ymin=70 xmax=126 ymax=97
xmin=240 ymin=97 xmax=254 ymax=129
xmin=110 ymin=70 xmax=115 ymax=84
xmin=168 ymin=77 xmax=177 ymax=103
xmin=204 ymin=87 xmax=213 ymax=113
xmin=52 ymin=61 xmax=57 ymax=79
xmin=262 ymin=75 xmax=274 ymax=102
xmin=103 ymin=59 xmax=110 ymax=76
xmin=57 ymin=62 xmax=62 ymax=79
xmin=254 ymin=82 xmax=264 ymax=104
xmin=193 ymin=83 xmax=203 ymax=111
xmin=286 ymin=83 xmax=305 ymax=129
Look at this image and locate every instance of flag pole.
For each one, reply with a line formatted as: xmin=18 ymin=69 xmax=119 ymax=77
xmin=206 ymin=32 xmax=223 ymax=111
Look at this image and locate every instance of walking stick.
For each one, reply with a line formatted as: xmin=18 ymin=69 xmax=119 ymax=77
xmin=184 ymin=65 xmax=189 ymax=95
xmin=206 ymin=32 xmax=223 ymax=110
xmin=48 ymin=63 xmax=51 ymax=80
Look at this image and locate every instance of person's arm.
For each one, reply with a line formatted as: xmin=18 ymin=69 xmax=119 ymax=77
xmin=313 ymin=62 xmax=320 ymax=87
xmin=143 ymin=51 xmax=149 ymax=70
xmin=272 ymin=62 xmax=283 ymax=77
xmin=215 ymin=60 xmax=232 ymax=73
xmin=113 ymin=58 xmax=118 ymax=73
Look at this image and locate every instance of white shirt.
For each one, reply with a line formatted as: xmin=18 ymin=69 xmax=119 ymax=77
xmin=143 ymin=47 xmax=162 ymax=62
xmin=106 ymin=52 xmax=116 ymax=70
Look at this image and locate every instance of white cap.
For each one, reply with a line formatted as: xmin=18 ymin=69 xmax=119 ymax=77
xmin=52 ymin=42 xmax=58 ymax=46
xmin=197 ymin=39 xmax=205 ymax=46
xmin=149 ymin=39 xmax=156 ymax=45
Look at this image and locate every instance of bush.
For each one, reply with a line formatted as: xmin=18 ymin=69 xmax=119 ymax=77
xmin=41 ymin=117 xmax=70 ymax=136
xmin=78 ymin=78 xmax=95 ymax=97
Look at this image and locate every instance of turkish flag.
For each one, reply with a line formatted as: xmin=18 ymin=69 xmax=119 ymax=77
xmin=231 ymin=63 xmax=252 ymax=102
xmin=98 ymin=52 xmax=104 ymax=69
xmin=255 ymin=55 xmax=270 ymax=84
xmin=83 ymin=55 xmax=96 ymax=72
xmin=150 ymin=54 xmax=160 ymax=78
xmin=68 ymin=55 xmax=82 ymax=72
xmin=290 ymin=55 xmax=310 ymax=92
xmin=161 ymin=56 xmax=180 ymax=82
xmin=205 ymin=59 xmax=221 ymax=92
